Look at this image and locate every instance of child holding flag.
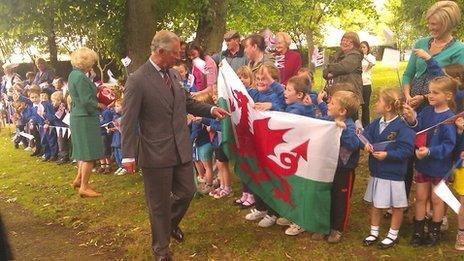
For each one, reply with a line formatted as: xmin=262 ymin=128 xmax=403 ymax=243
xmin=361 ymin=88 xmax=415 ymax=249
xmin=403 ymin=76 xmax=458 ymax=247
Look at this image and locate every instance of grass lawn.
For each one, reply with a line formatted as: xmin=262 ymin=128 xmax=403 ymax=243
xmin=1 ymin=62 xmax=464 ymax=260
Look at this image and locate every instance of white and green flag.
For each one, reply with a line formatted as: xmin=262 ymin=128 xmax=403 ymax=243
xmin=217 ymin=60 xmax=342 ymax=234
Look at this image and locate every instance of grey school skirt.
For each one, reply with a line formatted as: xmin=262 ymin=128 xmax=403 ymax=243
xmin=364 ymin=176 xmax=408 ymax=209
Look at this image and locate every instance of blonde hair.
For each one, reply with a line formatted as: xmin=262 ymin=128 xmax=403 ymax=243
xmin=236 ymin=65 xmax=254 ymax=86
xmin=332 ymin=90 xmax=360 ymax=118
xmin=256 ymin=63 xmax=280 ymax=82
xmin=70 ymin=47 xmax=98 ymax=71
xmin=51 ymin=91 xmax=64 ymax=103
xmin=276 ymin=32 xmax=292 ymax=47
xmin=426 ymin=1 xmax=461 ymax=33
xmin=379 ymin=88 xmax=403 ymax=116
xmin=192 ymin=91 xmax=214 ymax=105
xmin=429 ymin=76 xmax=458 ymax=111
xmin=150 ymin=30 xmax=179 ymax=52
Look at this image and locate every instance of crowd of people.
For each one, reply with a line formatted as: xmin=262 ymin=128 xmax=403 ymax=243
xmin=1 ymin=0 xmax=464 ymax=256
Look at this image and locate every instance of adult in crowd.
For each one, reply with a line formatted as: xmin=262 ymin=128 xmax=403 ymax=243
xmin=402 ymin=0 xmax=464 ymax=110
xmin=187 ymin=44 xmax=217 ymax=96
xmin=68 ymin=47 xmax=104 ymax=198
xmin=398 ymin=0 xmax=464 ymax=224
xmin=323 ymin=31 xmax=363 ymax=104
xmin=1 ymin=63 xmax=21 ymax=95
xmin=244 ymin=33 xmax=275 ymax=73
xmin=274 ymin=32 xmax=302 ymax=85
xmin=33 ymin=58 xmax=55 ymax=94
xmin=360 ymin=41 xmax=376 ymax=127
xmin=211 ymin=30 xmax=248 ymax=71
xmin=120 ymin=30 xmax=228 ymax=260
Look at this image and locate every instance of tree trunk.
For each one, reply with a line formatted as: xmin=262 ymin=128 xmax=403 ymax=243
xmin=305 ymin=28 xmax=315 ymax=71
xmin=193 ymin=0 xmax=228 ymax=55
xmin=47 ymin=12 xmax=58 ymax=69
xmin=47 ymin=31 xmax=58 ymax=70
xmin=123 ymin=0 xmax=156 ymax=72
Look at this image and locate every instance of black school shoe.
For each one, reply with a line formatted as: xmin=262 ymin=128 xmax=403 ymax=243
xmin=362 ymin=234 xmax=378 ymax=246
xmin=410 ymin=218 xmax=426 ymax=247
xmin=378 ymin=237 xmax=398 ymax=249
xmin=426 ymin=221 xmax=442 ymax=246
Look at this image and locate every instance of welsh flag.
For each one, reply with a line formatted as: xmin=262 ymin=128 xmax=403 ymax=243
xmin=217 ymin=61 xmax=342 ymax=234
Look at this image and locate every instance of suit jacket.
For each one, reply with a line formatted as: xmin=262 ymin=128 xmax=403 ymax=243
xmin=33 ymin=69 xmax=54 ymax=86
xmin=121 ymin=60 xmax=213 ymax=168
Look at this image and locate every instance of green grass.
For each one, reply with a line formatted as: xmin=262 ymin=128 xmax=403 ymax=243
xmin=1 ymin=62 xmax=464 ymax=260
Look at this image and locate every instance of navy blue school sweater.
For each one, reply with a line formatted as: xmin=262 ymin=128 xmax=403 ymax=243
xmin=364 ymin=117 xmax=415 ymax=181
xmin=412 ymin=106 xmax=456 ymax=178
xmin=270 ymin=81 xmax=284 ymax=105
xmin=201 ymin=117 xmax=221 ymax=149
xmin=320 ymin=117 xmax=360 ymax=170
xmin=190 ymin=121 xmax=210 ymax=147
xmin=248 ymin=87 xmax=285 ymax=111
xmin=285 ymin=102 xmax=307 ymax=116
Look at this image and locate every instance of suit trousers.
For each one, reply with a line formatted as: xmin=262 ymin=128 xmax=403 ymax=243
xmin=142 ymin=161 xmax=196 ymax=256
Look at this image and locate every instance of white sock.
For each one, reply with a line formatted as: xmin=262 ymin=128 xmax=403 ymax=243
xmin=366 ymin=225 xmax=379 ymax=241
xmin=370 ymin=225 xmax=379 ymax=237
xmin=381 ymin=228 xmax=399 ymax=244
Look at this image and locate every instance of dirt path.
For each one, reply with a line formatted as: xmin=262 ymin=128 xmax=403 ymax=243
xmin=0 ymin=200 xmax=123 ymax=261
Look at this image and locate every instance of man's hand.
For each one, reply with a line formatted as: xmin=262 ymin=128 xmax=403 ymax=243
xmin=211 ymin=107 xmax=230 ymax=119
xmin=122 ymin=158 xmax=136 ymax=173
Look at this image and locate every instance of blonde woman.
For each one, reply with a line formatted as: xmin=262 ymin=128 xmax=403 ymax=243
xmin=68 ymin=47 xmax=103 ymax=197
xmin=402 ymin=1 xmax=464 ymax=110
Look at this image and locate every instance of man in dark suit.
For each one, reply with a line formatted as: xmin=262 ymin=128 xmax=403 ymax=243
xmin=121 ymin=30 xmax=228 ymax=260
xmin=33 ymin=58 xmax=55 ymax=95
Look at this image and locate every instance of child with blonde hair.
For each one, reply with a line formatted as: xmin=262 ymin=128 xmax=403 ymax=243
xmin=362 ymin=88 xmax=415 ymax=249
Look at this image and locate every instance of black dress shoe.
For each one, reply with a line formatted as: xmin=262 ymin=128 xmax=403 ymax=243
xmin=49 ymin=156 xmax=58 ymax=162
xmin=171 ymin=227 xmax=184 ymax=242
xmin=156 ymin=254 xmax=172 ymax=261
xmin=30 ymin=150 xmax=40 ymax=156
xmin=42 ymin=157 xmax=50 ymax=162
xmin=378 ymin=237 xmax=398 ymax=249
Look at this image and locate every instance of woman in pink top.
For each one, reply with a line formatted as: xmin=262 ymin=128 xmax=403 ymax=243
xmin=188 ymin=44 xmax=218 ymax=95
xmin=274 ymin=32 xmax=302 ymax=85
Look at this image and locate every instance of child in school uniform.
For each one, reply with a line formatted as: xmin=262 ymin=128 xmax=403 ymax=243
xmin=190 ymin=92 xmax=216 ymax=194
xmin=234 ymin=65 xmax=256 ymax=208
xmin=50 ymin=91 xmax=71 ymax=165
xmin=202 ymin=88 xmax=233 ymax=198
xmin=361 ymin=88 xmax=415 ymax=249
xmin=173 ymin=62 xmax=197 ymax=93
xmin=248 ymin=64 xmax=285 ymax=112
xmin=108 ymin=99 xmax=126 ymax=176
xmin=245 ymin=64 xmax=285 ymax=228
xmin=403 ymin=76 xmax=458 ymax=247
xmin=99 ymin=104 xmax=115 ymax=173
xmin=283 ymin=76 xmax=310 ymax=116
xmin=297 ymin=68 xmax=328 ymax=117
xmin=37 ymin=90 xmax=58 ymax=161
